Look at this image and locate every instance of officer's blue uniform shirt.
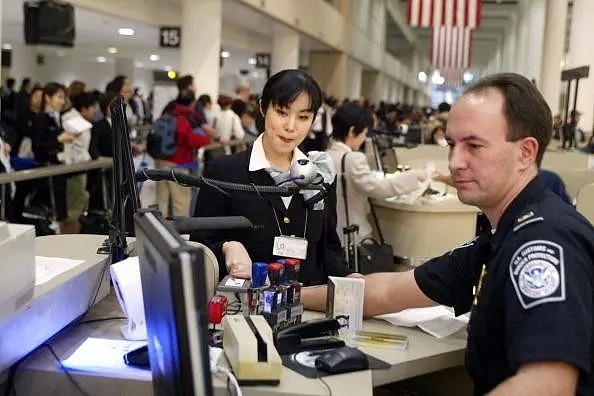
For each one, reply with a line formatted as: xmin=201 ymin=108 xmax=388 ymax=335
xmin=414 ymin=176 xmax=594 ymax=395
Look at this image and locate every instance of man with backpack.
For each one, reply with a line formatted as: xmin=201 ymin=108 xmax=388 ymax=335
xmin=150 ymin=90 xmax=212 ymax=217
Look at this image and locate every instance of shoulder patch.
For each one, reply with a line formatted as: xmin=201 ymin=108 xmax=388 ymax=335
xmin=509 ymin=240 xmax=565 ymax=309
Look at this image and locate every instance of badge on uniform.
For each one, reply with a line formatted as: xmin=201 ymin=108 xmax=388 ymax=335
xmin=273 ymin=235 xmax=308 ymax=260
xmin=509 ymin=240 xmax=565 ymax=309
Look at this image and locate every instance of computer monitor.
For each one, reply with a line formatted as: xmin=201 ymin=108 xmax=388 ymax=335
xmin=134 ymin=210 xmax=213 ymax=396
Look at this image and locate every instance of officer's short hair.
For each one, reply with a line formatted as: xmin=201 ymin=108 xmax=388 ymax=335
xmin=463 ymin=73 xmax=552 ymax=168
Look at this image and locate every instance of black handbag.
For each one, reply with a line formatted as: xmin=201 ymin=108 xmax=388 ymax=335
xmin=341 ymin=153 xmax=395 ymax=274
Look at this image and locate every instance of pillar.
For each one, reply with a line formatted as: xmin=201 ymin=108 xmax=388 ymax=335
xmin=523 ymin=0 xmax=546 ymax=84
xmin=181 ymin=0 xmax=221 ymax=99
xmin=271 ymin=24 xmax=300 ymax=74
xmin=346 ymin=58 xmax=362 ymax=100
xmin=308 ymin=51 xmax=347 ymax=99
xmin=567 ymin=0 xmax=594 ymax=132
xmin=540 ymin=0 xmax=567 ymax=116
xmin=115 ymin=58 xmax=135 ymax=82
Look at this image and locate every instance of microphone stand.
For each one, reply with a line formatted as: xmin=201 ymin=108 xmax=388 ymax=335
xmin=109 ymin=97 xmax=139 ymax=263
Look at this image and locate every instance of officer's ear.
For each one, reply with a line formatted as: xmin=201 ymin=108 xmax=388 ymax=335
xmin=517 ymin=136 xmax=538 ymax=170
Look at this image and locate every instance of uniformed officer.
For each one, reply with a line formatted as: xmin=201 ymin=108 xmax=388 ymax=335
xmin=302 ymin=73 xmax=594 ymax=395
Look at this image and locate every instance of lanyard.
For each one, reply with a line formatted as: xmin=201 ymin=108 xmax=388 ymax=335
xmin=271 ymin=206 xmax=308 ymax=238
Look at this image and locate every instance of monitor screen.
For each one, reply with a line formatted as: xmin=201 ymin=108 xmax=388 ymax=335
xmin=134 ymin=210 xmax=213 ymax=396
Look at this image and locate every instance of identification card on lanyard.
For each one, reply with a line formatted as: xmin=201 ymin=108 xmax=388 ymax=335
xmin=273 ymin=235 xmax=308 ymax=260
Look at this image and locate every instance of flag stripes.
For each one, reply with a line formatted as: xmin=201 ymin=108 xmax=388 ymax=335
xmin=407 ymin=0 xmax=482 ymax=28
xmin=432 ymin=25 xmax=472 ymax=69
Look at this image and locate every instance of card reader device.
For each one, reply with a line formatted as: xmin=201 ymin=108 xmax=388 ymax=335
xmin=222 ymin=315 xmax=282 ymax=384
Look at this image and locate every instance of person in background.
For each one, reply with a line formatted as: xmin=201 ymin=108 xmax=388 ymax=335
xmin=301 ymin=94 xmax=338 ymax=153
xmin=1 ymin=78 xmax=16 ymax=134
xmin=429 ymin=124 xmax=448 ymax=147
xmin=166 ymin=74 xmax=215 ymax=137
xmin=327 ymin=102 xmax=426 ymax=245
xmin=87 ymin=91 xmax=117 ymax=212
xmin=191 ymin=69 xmax=356 ymax=286
xmin=198 ymin=94 xmax=217 ymax=125
xmin=156 ymin=90 xmax=212 ymax=217
xmin=61 ymin=92 xmax=99 ymax=233
xmin=302 ymin=73 xmax=594 ymax=395
xmin=30 ymin=82 xmax=75 ymax=233
xmin=11 ymin=86 xmax=43 ymax=158
xmin=214 ymin=94 xmax=245 ymax=155
xmin=130 ymin=87 xmax=146 ymax=125
xmin=14 ymin=77 xmax=33 ymax=123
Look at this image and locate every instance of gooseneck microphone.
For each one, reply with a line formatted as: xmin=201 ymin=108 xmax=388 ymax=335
xmin=168 ymin=216 xmax=263 ymax=234
xmin=135 ymin=169 xmax=326 ymax=197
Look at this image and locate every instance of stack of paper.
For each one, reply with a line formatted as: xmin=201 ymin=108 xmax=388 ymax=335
xmin=376 ymin=305 xmax=469 ymax=338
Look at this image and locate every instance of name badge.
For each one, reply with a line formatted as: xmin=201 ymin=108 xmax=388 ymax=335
xmin=273 ymin=236 xmax=308 ymax=260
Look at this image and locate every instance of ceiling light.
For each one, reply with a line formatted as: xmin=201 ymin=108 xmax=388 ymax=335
xmin=107 ymin=47 xmax=118 ymax=54
xmin=251 ymin=71 xmax=259 ymax=78
xmin=431 ymin=70 xmax=444 ymax=85
xmin=417 ymin=71 xmax=428 ymax=84
xmin=164 ymin=65 xmax=172 ymax=71
xmin=1 ymin=44 xmax=12 ymax=50
xmin=135 ymin=61 xmax=144 ymax=68
xmin=96 ymin=56 xmax=107 ymax=63
xmin=149 ymin=54 xmax=160 ymax=61
xmin=221 ymin=51 xmax=230 ymax=59
xmin=248 ymin=57 xmax=257 ymax=65
xmin=463 ymin=71 xmax=475 ymax=84
xmin=118 ymin=28 xmax=135 ymax=36
xmin=56 ymin=50 xmax=66 ymax=57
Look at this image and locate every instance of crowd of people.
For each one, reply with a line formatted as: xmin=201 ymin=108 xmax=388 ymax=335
xmin=0 ymin=68 xmax=592 ymax=394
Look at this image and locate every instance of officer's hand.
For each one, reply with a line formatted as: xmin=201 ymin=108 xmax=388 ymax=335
xmin=222 ymin=241 xmax=252 ymax=279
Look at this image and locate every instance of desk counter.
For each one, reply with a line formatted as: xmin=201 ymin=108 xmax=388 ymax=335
xmin=371 ymin=196 xmax=478 ymax=265
xmin=13 ymin=293 xmax=466 ymax=396
xmin=6 ymin=234 xmax=467 ymax=395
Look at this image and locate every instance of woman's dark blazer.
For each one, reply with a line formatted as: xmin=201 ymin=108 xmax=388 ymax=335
xmin=31 ymin=112 xmax=62 ymax=164
xmin=191 ymin=147 xmax=349 ymax=286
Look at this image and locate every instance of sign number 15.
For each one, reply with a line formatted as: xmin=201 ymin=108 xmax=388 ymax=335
xmin=160 ymin=27 xmax=181 ymax=48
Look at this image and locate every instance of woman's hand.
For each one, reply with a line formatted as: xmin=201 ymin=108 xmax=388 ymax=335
xmin=57 ymin=131 xmax=75 ymax=144
xmin=222 ymin=241 xmax=252 ymax=278
xmin=433 ymin=171 xmax=454 ymax=186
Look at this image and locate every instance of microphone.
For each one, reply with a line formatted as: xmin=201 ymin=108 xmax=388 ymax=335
xmin=290 ymin=158 xmax=318 ymax=185
xmin=168 ymin=216 xmax=263 ymax=234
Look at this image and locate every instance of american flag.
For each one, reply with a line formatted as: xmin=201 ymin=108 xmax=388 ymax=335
xmin=407 ymin=0 xmax=482 ymax=28
xmin=432 ymin=25 xmax=472 ymax=69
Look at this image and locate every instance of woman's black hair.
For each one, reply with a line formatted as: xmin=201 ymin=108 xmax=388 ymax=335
xmin=331 ymin=102 xmax=374 ymax=142
xmin=42 ymin=82 xmax=66 ymax=108
xmin=259 ymin=69 xmax=322 ymax=117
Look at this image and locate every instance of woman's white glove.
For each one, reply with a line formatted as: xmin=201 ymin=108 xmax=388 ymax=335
xmin=222 ymin=241 xmax=252 ymax=279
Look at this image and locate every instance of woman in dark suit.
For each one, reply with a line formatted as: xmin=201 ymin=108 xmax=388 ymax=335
xmin=191 ymin=69 xmax=350 ymax=286
xmin=30 ymin=82 xmax=75 ymax=232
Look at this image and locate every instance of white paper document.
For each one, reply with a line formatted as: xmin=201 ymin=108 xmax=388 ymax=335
xmin=35 ymin=256 xmax=85 ymax=286
xmin=376 ymin=305 xmax=469 ymax=338
xmin=62 ymin=337 xmax=151 ymax=378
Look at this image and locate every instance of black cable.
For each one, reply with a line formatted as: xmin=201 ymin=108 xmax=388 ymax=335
xmin=40 ymin=343 xmax=90 ymax=396
xmin=87 ymin=258 xmax=110 ymax=310
xmin=319 ymin=377 xmax=333 ymax=396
